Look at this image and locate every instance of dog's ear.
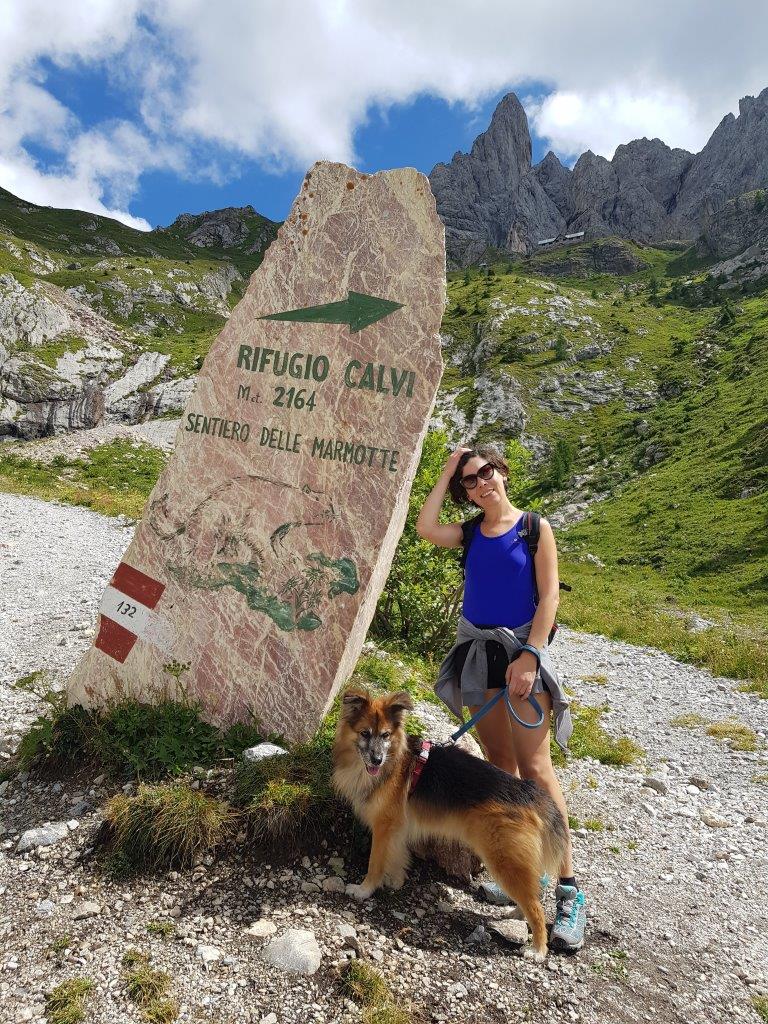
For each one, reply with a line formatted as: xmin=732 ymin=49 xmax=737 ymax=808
xmin=383 ymin=690 xmax=414 ymax=725
xmin=341 ymin=688 xmax=370 ymax=720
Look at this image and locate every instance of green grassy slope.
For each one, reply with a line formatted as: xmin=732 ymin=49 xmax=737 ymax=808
xmin=442 ymin=245 xmax=767 ymax=685
xmin=0 ymin=187 xmax=279 ymax=377
xmin=0 ymin=186 xmax=279 ymax=274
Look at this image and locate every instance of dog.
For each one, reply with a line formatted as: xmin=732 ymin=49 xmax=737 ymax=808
xmin=331 ymin=686 xmax=568 ymax=960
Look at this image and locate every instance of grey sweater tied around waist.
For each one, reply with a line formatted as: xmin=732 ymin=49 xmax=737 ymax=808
xmin=434 ymin=615 xmax=573 ymax=752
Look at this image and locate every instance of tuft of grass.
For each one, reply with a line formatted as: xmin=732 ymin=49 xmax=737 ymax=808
xmin=103 ymin=784 xmax=233 ymax=872
xmin=579 ymin=674 xmax=608 ymax=685
xmin=670 ymin=712 xmax=708 ymax=728
xmin=553 ymin=702 xmax=643 ymax=767
xmin=753 ymin=995 xmax=768 ymax=1022
xmin=670 ymin=714 xmax=759 ymax=752
xmin=147 ymin=920 xmax=176 ymax=939
xmin=751 ymin=773 xmax=768 ymax=786
xmin=45 ymin=978 xmax=94 ymax=1024
xmin=122 ymin=950 xmax=179 ymax=1023
xmin=48 ymin=934 xmax=73 ymax=955
xmin=342 ymin=961 xmax=391 ymax=1005
xmin=584 ymin=818 xmax=606 ymax=832
xmin=705 ymin=719 xmax=758 ymax=752
xmin=340 ymin=961 xmax=414 ymax=1024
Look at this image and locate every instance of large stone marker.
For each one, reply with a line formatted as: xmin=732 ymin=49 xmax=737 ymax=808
xmin=67 ymin=162 xmax=445 ymax=741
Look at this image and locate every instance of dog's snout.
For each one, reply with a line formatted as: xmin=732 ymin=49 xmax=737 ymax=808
xmin=370 ymin=753 xmax=383 ymax=766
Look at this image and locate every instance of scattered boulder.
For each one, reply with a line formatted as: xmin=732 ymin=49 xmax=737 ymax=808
xmin=261 ymin=928 xmax=322 ymax=975
xmin=16 ymin=822 xmax=70 ymax=852
xmin=243 ymin=742 xmax=287 ymax=763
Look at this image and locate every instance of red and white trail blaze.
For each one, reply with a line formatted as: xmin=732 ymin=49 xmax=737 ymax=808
xmin=95 ymin=562 xmax=166 ymax=663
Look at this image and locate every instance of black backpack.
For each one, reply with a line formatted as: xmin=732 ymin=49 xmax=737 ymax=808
xmin=459 ymin=510 xmax=570 ymax=645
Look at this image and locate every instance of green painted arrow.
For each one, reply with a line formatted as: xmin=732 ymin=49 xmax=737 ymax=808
xmin=259 ymin=290 xmax=403 ymax=333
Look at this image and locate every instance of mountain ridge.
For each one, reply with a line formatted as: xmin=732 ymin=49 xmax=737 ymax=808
xmin=430 ymin=86 xmax=768 ymax=266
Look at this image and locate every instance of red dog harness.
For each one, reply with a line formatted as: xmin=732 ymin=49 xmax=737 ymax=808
xmin=408 ymin=740 xmax=432 ymax=796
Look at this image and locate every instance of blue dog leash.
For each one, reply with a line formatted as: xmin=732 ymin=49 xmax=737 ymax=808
xmin=445 ymin=641 xmax=545 ymax=743
xmin=446 ymin=688 xmax=544 ymax=745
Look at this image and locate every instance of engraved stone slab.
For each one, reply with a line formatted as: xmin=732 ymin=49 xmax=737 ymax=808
xmin=67 ymin=161 xmax=445 ymax=741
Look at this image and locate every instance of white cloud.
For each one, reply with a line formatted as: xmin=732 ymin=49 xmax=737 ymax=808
xmin=525 ymin=87 xmax=704 ymax=162
xmin=1 ymin=0 xmax=768 ymax=222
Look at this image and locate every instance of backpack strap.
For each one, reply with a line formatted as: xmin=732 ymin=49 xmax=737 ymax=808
xmin=518 ymin=510 xmax=541 ymax=555
xmin=459 ymin=512 xmax=484 ymax=577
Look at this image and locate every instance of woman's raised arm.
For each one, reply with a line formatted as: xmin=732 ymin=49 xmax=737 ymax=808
xmin=414 ymin=446 xmax=469 ymax=548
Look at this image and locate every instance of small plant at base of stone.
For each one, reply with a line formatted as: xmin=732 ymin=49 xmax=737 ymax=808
xmin=16 ymin=688 xmax=265 ymax=779
xmin=122 ymin=949 xmax=179 ymax=1024
xmin=102 ymin=784 xmax=234 ymax=872
xmin=45 ymin=978 xmax=94 ymax=1024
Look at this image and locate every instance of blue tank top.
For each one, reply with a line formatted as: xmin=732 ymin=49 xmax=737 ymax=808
xmin=461 ymin=514 xmax=537 ymax=629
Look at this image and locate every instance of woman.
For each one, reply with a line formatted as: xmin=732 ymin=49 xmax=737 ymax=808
xmin=415 ymin=443 xmax=586 ymax=952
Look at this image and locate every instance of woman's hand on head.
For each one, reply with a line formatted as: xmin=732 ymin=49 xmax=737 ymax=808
xmin=443 ymin=445 xmax=472 ymax=477
xmin=505 ymin=652 xmax=538 ymax=699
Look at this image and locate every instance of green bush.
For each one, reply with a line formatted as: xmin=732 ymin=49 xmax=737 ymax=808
xmin=17 ymin=683 xmax=267 ymax=780
xmin=370 ymin=430 xmax=464 ymax=653
xmin=372 ymin=431 xmax=536 ymax=657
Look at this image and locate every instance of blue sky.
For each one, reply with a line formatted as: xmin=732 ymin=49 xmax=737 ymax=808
xmin=2 ymin=2 xmax=765 ymax=231
xmin=26 ymin=60 xmax=552 ymax=227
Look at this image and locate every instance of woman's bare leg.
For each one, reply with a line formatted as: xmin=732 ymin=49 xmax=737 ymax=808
xmin=505 ymin=690 xmax=573 ymax=877
xmin=468 ymin=690 xmax=519 ymax=776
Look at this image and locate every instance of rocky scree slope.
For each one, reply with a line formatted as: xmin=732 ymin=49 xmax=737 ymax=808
xmin=430 ymin=88 xmax=768 ymax=266
xmin=0 ymin=187 xmax=278 ymax=438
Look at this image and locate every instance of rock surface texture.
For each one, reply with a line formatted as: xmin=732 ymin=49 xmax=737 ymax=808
xmin=67 ymin=162 xmax=445 ymax=740
xmin=430 ymin=86 xmax=768 ymax=265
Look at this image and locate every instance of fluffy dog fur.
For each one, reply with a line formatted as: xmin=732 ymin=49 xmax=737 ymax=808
xmin=332 ymin=686 xmax=568 ymax=960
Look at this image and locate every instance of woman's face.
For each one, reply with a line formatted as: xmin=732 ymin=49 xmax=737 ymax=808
xmin=460 ymin=455 xmax=506 ymax=508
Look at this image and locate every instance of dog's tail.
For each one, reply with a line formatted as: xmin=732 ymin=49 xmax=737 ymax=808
xmin=537 ymin=794 xmax=569 ymax=880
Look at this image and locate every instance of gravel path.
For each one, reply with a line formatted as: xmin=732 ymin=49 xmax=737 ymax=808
xmin=1 ymin=492 xmax=767 ymax=1024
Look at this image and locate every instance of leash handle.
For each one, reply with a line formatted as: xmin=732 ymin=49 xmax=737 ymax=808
xmin=448 ymin=689 xmax=544 ymax=744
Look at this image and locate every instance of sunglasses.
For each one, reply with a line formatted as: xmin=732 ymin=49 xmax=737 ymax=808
xmin=460 ymin=462 xmax=495 ymax=490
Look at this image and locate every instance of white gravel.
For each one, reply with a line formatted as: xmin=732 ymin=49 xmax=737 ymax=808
xmin=1 ymin=491 xmax=767 ymax=1024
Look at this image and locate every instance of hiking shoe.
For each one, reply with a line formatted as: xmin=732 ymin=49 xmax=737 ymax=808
xmin=477 ymin=880 xmax=513 ymax=906
xmin=550 ymin=884 xmax=586 ymax=952
xmin=477 ymin=874 xmax=551 ymax=910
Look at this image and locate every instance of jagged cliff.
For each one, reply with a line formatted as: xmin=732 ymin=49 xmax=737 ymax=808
xmin=430 ymin=87 xmax=768 ymax=266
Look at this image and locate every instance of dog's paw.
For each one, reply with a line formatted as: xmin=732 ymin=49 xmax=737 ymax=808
xmin=522 ymin=946 xmax=547 ymax=963
xmin=345 ymin=882 xmax=374 ymax=902
xmin=385 ymin=871 xmax=406 ymax=891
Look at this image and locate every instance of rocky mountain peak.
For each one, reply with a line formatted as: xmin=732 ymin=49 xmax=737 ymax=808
xmin=159 ymin=204 xmax=278 ymax=252
xmin=431 ymin=85 xmax=768 ymax=264
xmin=468 ymin=91 xmax=532 ymax=175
